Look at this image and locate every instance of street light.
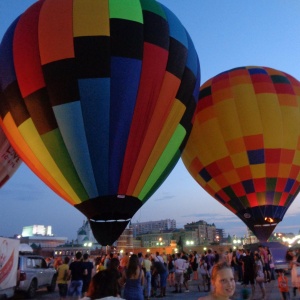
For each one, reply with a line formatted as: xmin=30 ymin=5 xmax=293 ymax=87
xmin=186 ymin=240 xmax=194 ymax=246
xmin=83 ymin=242 xmax=93 ymax=254
xmin=156 ymin=237 xmax=164 ymax=246
xmin=233 ymin=238 xmax=241 ymax=249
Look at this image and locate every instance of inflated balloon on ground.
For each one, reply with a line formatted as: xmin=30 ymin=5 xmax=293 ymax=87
xmin=0 ymin=0 xmax=200 ymax=245
xmin=182 ymin=66 xmax=300 ymax=241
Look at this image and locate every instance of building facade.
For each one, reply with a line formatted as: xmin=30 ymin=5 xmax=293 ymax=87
xmin=131 ymin=219 xmax=176 ymax=237
xmin=20 ymin=225 xmax=68 ymax=249
xmin=184 ymin=220 xmax=217 ymax=244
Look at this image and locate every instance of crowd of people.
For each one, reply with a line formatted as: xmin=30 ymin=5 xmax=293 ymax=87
xmin=49 ymin=245 xmax=300 ymax=300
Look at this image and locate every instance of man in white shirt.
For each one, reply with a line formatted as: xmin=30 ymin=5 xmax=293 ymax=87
xmin=172 ymin=253 xmax=187 ymax=293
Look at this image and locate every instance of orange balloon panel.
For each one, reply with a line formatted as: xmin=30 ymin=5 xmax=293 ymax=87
xmin=182 ymin=66 xmax=300 ymax=241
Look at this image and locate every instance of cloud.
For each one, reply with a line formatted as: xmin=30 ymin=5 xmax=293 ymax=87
xmin=154 ymin=194 xmax=175 ymax=201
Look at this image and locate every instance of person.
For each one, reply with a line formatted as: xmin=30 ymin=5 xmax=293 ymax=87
xmin=173 ymin=252 xmax=187 ymax=293
xmin=82 ymin=253 xmax=94 ymax=297
xmin=46 ymin=257 xmax=54 ymax=268
xmin=258 ymin=245 xmax=271 ymax=282
xmin=231 ymin=250 xmax=239 ymax=282
xmin=81 ymin=268 xmax=125 ymax=300
xmin=241 ymin=249 xmax=255 ymax=297
xmin=198 ymin=255 xmax=209 ymax=292
xmin=155 ymin=251 xmax=164 ymax=264
xmin=277 ymin=269 xmax=290 ymax=300
xmin=94 ymin=256 xmax=103 ymax=273
xmin=119 ymin=254 xmax=144 ymax=300
xmin=137 ymin=252 xmax=144 ymax=269
xmin=68 ymin=252 xmax=87 ymax=299
xmin=119 ymin=252 xmax=129 ymax=273
xmin=54 ymin=256 xmax=63 ymax=271
xmin=150 ymin=258 xmax=158 ymax=297
xmin=226 ymin=248 xmax=233 ymax=267
xmin=236 ymin=249 xmax=244 ymax=283
xmin=57 ymin=256 xmax=70 ymax=300
xmin=267 ymin=247 xmax=275 ymax=280
xmin=214 ymin=250 xmax=220 ymax=264
xmin=289 ymin=250 xmax=300 ymax=297
xmin=205 ymin=249 xmax=215 ymax=291
xmin=191 ymin=251 xmax=199 ymax=280
xmin=142 ymin=253 xmax=152 ymax=300
xmin=254 ymin=253 xmax=266 ymax=300
xmin=152 ymin=258 xmax=168 ymax=297
xmin=167 ymin=254 xmax=175 ymax=288
xmin=206 ymin=249 xmax=215 ymax=270
xmin=103 ymin=253 xmax=113 ymax=269
xmin=183 ymin=254 xmax=192 ymax=292
xmin=197 ymin=261 xmax=235 ymax=300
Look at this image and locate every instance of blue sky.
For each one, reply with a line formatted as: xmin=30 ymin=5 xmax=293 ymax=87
xmin=0 ymin=1 xmax=300 ymax=241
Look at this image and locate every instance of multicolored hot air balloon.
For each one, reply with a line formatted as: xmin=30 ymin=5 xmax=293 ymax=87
xmin=0 ymin=0 xmax=200 ymax=245
xmin=182 ymin=66 xmax=300 ymax=241
xmin=0 ymin=127 xmax=21 ymax=187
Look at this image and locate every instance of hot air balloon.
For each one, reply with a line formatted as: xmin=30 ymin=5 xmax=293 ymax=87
xmin=0 ymin=126 xmax=21 ymax=187
xmin=182 ymin=66 xmax=300 ymax=241
xmin=0 ymin=0 xmax=200 ymax=245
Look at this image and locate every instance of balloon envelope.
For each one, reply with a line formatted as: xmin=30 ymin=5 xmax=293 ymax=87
xmin=0 ymin=126 xmax=21 ymax=187
xmin=0 ymin=0 xmax=200 ymax=245
xmin=182 ymin=66 xmax=300 ymax=241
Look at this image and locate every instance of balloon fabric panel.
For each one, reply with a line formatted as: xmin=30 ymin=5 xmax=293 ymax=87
xmin=182 ymin=66 xmax=300 ymax=241
xmin=13 ymin=1 xmax=45 ymax=98
xmin=0 ymin=0 xmax=200 ymax=245
xmin=11 ymin=2 xmax=87 ymax=202
xmin=39 ymin=0 xmax=74 ymax=65
xmin=73 ymin=0 xmax=110 ymax=38
xmin=0 ymin=20 xmax=74 ymax=203
xmin=0 ymin=129 xmax=21 ymax=187
xmin=77 ymin=78 xmax=110 ymax=197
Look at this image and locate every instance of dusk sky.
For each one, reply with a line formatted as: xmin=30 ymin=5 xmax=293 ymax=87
xmin=0 ymin=1 xmax=300 ymax=241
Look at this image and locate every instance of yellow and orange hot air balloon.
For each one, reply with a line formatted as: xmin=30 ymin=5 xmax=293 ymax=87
xmin=182 ymin=66 xmax=300 ymax=241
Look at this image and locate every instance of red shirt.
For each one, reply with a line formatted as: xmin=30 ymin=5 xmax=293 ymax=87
xmin=278 ymin=275 xmax=289 ymax=292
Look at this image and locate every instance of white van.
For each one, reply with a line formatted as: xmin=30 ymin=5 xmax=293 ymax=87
xmin=0 ymin=237 xmax=20 ymax=299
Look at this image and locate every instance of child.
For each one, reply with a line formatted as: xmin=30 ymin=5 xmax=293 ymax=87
xmin=277 ymin=269 xmax=290 ymax=300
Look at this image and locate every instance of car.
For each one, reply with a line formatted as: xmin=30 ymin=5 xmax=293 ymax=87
xmin=17 ymin=253 xmax=57 ymax=299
